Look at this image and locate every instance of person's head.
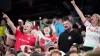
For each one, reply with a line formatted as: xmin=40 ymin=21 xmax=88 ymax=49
xmin=8 ymin=54 xmax=15 ymax=56
xmin=91 ymin=14 xmax=100 ymax=26
xmin=69 ymin=43 xmax=79 ymax=52
xmin=49 ymin=49 xmax=62 ymax=56
xmin=66 ymin=51 xmax=79 ymax=56
xmin=35 ymin=46 xmax=44 ymax=55
xmin=43 ymin=25 xmax=52 ymax=36
xmin=58 ymin=18 xmax=63 ymax=24
xmin=0 ymin=20 xmax=6 ymax=26
xmin=85 ymin=15 xmax=91 ymax=22
xmin=17 ymin=52 xmax=29 ymax=56
xmin=18 ymin=19 xmax=23 ymax=26
xmin=23 ymin=22 xmax=32 ymax=34
xmin=85 ymin=50 xmax=100 ymax=56
xmin=62 ymin=17 xmax=72 ymax=30
xmin=68 ymin=15 xmax=73 ymax=21
xmin=72 ymin=24 xmax=78 ymax=32
xmin=43 ymin=18 xmax=48 ymax=23
xmin=31 ymin=51 xmax=42 ymax=56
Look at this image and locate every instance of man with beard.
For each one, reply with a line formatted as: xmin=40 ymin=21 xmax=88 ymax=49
xmin=58 ymin=17 xmax=83 ymax=53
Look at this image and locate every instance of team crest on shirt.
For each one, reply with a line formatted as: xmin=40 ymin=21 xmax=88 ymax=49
xmin=68 ymin=36 xmax=72 ymax=40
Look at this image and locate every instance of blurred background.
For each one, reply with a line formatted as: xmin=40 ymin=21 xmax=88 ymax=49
xmin=0 ymin=0 xmax=100 ymax=24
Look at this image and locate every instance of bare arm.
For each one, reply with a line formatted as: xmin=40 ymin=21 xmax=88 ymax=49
xmin=71 ymin=0 xmax=86 ymax=23
xmin=5 ymin=28 xmax=16 ymax=40
xmin=1 ymin=41 xmax=8 ymax=50
xmin=2 ymin=13 xmax=16 ymax=34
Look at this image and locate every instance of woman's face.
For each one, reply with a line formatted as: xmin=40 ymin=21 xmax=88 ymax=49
xmin=43 ymin=27 xmax=50 ymax=34
xmin=23 ymin=23 xmax=32 ymax=33
xmin=91 ymin=14 xmax=98 ymax=25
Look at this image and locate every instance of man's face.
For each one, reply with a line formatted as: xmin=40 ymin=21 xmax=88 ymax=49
xmin=63 ymin=21 xmax=72 ymax=30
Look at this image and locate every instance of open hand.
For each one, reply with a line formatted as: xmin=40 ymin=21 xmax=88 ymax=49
xmin=2 ymin=13 xmax=9 ymax=19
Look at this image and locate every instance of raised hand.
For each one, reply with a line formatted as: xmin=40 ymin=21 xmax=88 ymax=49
xmin=2 ymin=13 xmax=9 ymax=19
xmin=71 ymin=0 xmax=75 ymax=5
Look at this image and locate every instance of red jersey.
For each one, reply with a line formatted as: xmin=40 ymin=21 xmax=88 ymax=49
xmin=33 ymin=26 xmax=38 ymax=30
xmin=39 ymin=36 xmax=57 ymax=51
xmin=14 ymin=30 xmax=36 ymax=51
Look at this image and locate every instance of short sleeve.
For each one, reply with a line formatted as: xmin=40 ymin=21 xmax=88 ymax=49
xmin=83 ymin=20 xmax=91 ymax=27
xmin=15 ymin=30 xmax=22 ymax=37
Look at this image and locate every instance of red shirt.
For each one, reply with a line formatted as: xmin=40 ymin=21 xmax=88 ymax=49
xmin=33 ymin=26 xmax=39 ymax=30
xmin=39 ymin=36 xmax=57 ymax=51
xmin=14 ymin=30 xmax=36 ymax=51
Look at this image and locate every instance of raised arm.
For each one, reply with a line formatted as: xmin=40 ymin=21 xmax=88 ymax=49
xmin=5 ymin=28 xmax=16 ymax=40
xmin=2 ymin=13 xmax=16 ymax=34
xmin=71 ymin=0 xmax=86 ymax=23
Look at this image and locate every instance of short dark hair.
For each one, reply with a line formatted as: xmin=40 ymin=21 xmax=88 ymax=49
xmin=62 ymin=16 xmax=69 ymax=22
xmin=62 ymin=16 xmax=72 ymax=24
xmin=35 ymin=46 xmax=44 ymax=52
xmin=72 ymin=24 xmax=78 ymax=29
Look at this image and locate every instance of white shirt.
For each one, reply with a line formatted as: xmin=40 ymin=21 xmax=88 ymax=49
xmin=50 ymin=23 xmax=56 ymax=33
xmin=83 ymin=20 xmax=100 ymax=48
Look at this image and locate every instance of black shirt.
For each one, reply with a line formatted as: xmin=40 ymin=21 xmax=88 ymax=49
xmin=58 ymin=30 xmax=83 ymax=53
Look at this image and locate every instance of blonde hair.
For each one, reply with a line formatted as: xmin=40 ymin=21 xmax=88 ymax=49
xmin=93 ymin=14 xmax=100 ymax=26
xmin=49 ymin=49 xmax=61 ymax=56
xmin=25 ymin=21 xmax=33 ymax=29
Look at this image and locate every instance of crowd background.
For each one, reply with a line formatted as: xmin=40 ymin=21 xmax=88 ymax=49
xmin=0 ymin=0 xmax=100 ymax=56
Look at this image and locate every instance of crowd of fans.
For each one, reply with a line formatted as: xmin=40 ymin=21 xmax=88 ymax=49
xmin=0 ymin=0 xmax=100 ymax=56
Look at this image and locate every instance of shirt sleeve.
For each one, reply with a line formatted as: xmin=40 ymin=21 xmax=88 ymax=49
xmin=51 ymin=36 xmax=57 ymax=42
xmin=15 ymin=30 xmax=22 ymax=38
xmin=83 ymin=20 xmax=91 ymax=27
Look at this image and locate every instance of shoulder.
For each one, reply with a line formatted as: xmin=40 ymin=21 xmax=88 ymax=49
xmin=50 ymin=35 xmax=56 ymax=38
xmin=71 ymin=30 xmax=80 ymax=36
xmin=30 ymin=35 xmax=36 ymax=39
xmin=59 ymin=31 xmax=67 ymax=38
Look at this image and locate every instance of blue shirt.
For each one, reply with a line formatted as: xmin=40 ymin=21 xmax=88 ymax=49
xmin=55 ymin=22 xmax=64 ymax=37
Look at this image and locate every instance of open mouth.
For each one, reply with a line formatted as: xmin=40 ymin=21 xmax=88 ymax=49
xmin=24 ymin=29 xmax=27 ymax=30
xmin=64 ymin=26 xmax=68 ymax=28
